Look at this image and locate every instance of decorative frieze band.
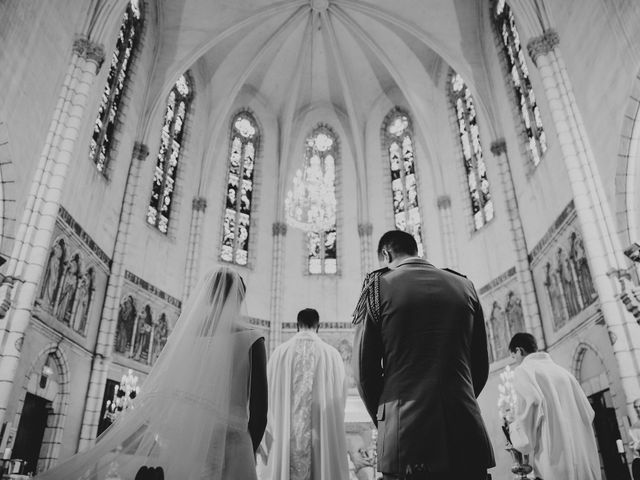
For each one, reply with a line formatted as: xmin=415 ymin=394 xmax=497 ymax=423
xmin=59 ymin=207 xmax=111 ymax=267
xmin=437 ymin=195 xmax=452 ymax=210
xmin=527 ymin=30 xmax=560 ymax=66
xmin=478 ymin=266 xmax=517 ymax=295
xmin=490 ymin=139 xmax=508 ymax=156
xmin=357 ymin=223 xmax=373 ymax=237
xmin=272 ymin=222 xmax=288 ymax=236
xmin=72 ymin=36 xmax=105 ymax=67
xmin=192 ymin=197 xmax=207 ymax=212
xmin=132 ymin=142 xmax=149 ymax=161
xmin=529 ymin=200 xmax=575 ymax=262
xmin=123 ymin=270 xmax=182 ymax=309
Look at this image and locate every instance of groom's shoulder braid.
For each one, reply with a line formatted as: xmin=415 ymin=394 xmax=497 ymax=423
xmin=352 ymin=266 xmax=388 ymax=325
xmin=442 ymin=267 xmax=467 ymax=278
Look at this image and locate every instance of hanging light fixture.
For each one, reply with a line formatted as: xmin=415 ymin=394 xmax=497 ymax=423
xmin=284 ymin=9 xmax=336 ymax=233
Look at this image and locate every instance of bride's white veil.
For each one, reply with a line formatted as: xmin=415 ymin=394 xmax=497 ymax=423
xmin=37 ymin=266 xmax=251 ymax=480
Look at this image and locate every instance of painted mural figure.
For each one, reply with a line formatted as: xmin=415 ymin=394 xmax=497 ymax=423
xmin=71 ymin=268 xmax=95 ymax=335
xmin=570 ymin=233 xmax=597 ymax=306
xmin=337 ymin=338 xmax=355 ymax=390
xmin=133 ymin=304 xmax=153 ymax=363
xmin=115 ymin=295 xmax=137 ymax=354
xmin=557 ymin=249 xmax=581 ymax=318
xmin=151 ymin=312 xmax=169 ymax=364
xmin=505 ymin=291 xmax=525 ymax=335
xmin=489 ymin=302 xmax=509 ymax=360
xmin=40 ymin=239 xmax=65 ymax=308
xmin=55 ymin=254 xmax=80 ymax=325
xmin=544 ymin=262 xmax=567 ymax=330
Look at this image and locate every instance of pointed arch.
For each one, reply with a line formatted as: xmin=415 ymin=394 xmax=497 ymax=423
xmin=89 ymin=0 xmax=144 ymax=175
xmin=220 ymin=110 xmax=260 ymax=266
xmin=146 ymin=72 xmax=194 ymax=234
xmin=448 ymin=70 xmax=494 ymax=230
xmin=381 ymin=107 xmax=424 ymax=256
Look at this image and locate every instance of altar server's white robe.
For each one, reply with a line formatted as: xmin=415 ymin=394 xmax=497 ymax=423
xmin=509 ymin=352 xmax=600 ymax=480
xmin=262 ymin=331 xmax=349 ymax=480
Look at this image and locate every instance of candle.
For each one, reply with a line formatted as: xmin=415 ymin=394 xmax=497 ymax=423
xmin=2 ymin=447 xmax=11 ymax=460
xmin=616 ymin=439 xmax=624 ymax=454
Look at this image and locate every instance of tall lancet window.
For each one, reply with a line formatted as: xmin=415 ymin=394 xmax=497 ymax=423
xmin=449 ymin=72 xmax=494 ymax=230
xmin=382 ymin=109 xmax=424 ymax=256
xmin=89 ymin=0 xmax=143 ymax=175
xmin=305 ymin=125 xmax=338 ymax=275
xmin=146 ymin=73 xmax=192 ymax=234
xmin=221 ymin=112 xmax=259 ymax=266
xmin=492 ymin=0 xmax=547 ymax=166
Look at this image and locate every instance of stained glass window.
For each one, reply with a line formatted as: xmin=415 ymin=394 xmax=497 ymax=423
xmin=304 ymin=125 xmax=338 ymax=275
xmin=146 ymin=73 xmax=192 ymax=234
xmin=382 ymin=109 xmax=424 ymax=256
xmin=449 ymin=71 xmax=494 ymax=230
xmin=89 ymin=0 xmax=143 ymax=174
xmin=492 ymin=0 xmax=547 ymax=166
xmin=221 ymin=112 xmax=259 ymax=266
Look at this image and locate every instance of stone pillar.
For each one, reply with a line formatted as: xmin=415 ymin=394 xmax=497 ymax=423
xmin=357 ymin=222 xmax=373 ymax=278
xmin=436 ymin=195 xmax=458 ymax=270
xmin=182 ymin=197 xmax=207 ymax=302
xmin=528 ymin=30 xmax=640 ymax=412
xmin=0 ymin=37 xmax=104 ymax=424
xmin=269 ymin=222 xmax=287 ymax=352
xmin=77 ymin=141 xmax=148 ymax=450
xmin=490 ymin=139 xmax=546 ymax=348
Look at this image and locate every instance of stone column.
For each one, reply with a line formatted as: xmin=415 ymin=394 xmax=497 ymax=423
xmin=0 ymin=37 xmax=104 ymax=424
xmin=77 ymin=141 xmax=148 ymax=450
xmin=357 ymin=222 xmax=373 ymax=278
xmin=490 ymin=139 xmax=546 ymax=348
xmin=436 ymin=195 xmax=458 ymax=270
xmin=269 ymin=222 xmax=287 ymax=352
xmin=182 ymin=197 xmax=207 ymax=302
xmin=528 ymin=30 xmax=640 ymax=412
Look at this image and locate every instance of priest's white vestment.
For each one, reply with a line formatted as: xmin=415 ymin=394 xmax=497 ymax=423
xmin=509 ymin=352 xmax=600 ymax=480
xmin=262 ymin=331 xmax=349 ymax=480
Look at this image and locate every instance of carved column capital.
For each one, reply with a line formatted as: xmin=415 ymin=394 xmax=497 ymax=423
xmin=272 ymin=222 xmax=288 ymax=236
xmin=527 ymin=30 xmax=560 ymax=66
xmin=437 ymin=195 xmax=451 ymax=210
xmin=72 ymin=36 xmax=105 ymax=68
xmin=192 ymin=197 xmax=207 ymax=212
xmin=132 ymin=142 xmax=149 ymax=161
xmin=357 ymin=223 xmax=373 ymax=237
xmin=490 ymin=139 xmax=508 ymax=156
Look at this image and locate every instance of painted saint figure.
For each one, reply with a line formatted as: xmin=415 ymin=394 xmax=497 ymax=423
xmin=115 ymin=295 xmax=137 ymax=354
xmin=71 ymin=268 xmax=95 ymax=335
xmin=40 ymin=239 xmax=65 ymax=308
xmin=55 ymin=254 xmax=81 ymax=325
xmin=132 ymin=304 xmax=153 ymax=363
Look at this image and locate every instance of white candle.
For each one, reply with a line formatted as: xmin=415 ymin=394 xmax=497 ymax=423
xmin=616 ymin=439 xmax=625 ymax=454
xmin=2 ymin=447 xmax=10 ymax=460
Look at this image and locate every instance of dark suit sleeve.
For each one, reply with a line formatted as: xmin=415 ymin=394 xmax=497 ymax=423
xmin=248 ymin=337 xmax=268 ymax=452
xmin=353 ymin=313 xmax=384 ymax=426
xmin=470 ymin=283 xmax=489 ymax=397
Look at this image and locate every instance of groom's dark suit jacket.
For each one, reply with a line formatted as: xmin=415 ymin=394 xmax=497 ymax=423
xmin=353 ymin=258 xmax=495 ymax=475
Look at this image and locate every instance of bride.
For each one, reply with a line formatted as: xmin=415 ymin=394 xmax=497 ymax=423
xmin=37 ymin=267 xmax=268 ymax=480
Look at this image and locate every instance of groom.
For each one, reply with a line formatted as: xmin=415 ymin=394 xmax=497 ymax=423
xmin=353 ymin=230 xmax=495 ymax=480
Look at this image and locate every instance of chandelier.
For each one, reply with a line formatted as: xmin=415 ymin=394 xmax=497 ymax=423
xmin=285 ymin=131 xmax=337 ymax=232
xmin=104 ymin=369 xmax=139 ymax=423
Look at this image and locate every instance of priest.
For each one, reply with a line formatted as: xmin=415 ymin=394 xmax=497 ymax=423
xmin=508 ymin=333 xmax=600 ymax=480
xmin=261 ymin=308 xmax=349 ymax=480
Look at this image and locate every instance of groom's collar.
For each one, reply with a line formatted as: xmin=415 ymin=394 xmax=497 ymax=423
xmin=393 ymin=256 xmax=433 ymax=269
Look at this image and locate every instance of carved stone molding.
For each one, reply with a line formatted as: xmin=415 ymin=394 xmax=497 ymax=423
xmin=72 ymin=36 xmax=105 ymax=67
xmin=272 ymin=222 xmax=288 ymax=236
xmin=527 ymin=30 xmax=560 ymax=66
xmin=437 ymin=195 xmax=451 ymax=210
xmin=357 ymin=223 xmax=373 ymax=237
xmin=133 ymin=141 xmax=149 ymax=161
xmin=490 ymin=139 xmax=508 ymax=156
xmin=192 ymin=197 xmax=207 ymax=212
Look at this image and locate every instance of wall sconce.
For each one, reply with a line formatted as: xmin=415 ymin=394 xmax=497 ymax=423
xmin=39 ymin=360 xmax=54 ymax=389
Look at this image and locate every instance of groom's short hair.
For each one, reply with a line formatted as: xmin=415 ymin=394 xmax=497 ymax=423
xmin=377 ymin=230 xmax=418 ymax=258
xmin=297 ymin=308 xmax=320 ymax=329
xmin=509 ymin=332 xmax=538 ymax=354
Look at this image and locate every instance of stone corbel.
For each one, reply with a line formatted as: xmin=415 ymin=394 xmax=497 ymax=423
xmin=272 ymin=222 xmax=288 ymax=237
xmin=357 ymin=223 xmax=373 ymax=237
xmin=132 ymin=142 xmax=149 ymax=162
xmin=72 ymin=36 xmax=105 ymax=68
xmin=192 ymin=197 xmax=207 ymax=212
